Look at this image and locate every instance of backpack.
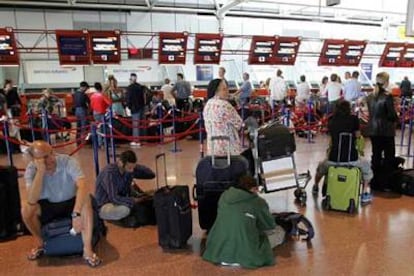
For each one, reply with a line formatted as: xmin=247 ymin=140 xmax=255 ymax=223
xmin=273 ymin=212 xmax=314 ymax=242
xmin=394 ymin=169 xmax=414 ymax=196
xmin=118 ymin=195 xmax=156 ymax=228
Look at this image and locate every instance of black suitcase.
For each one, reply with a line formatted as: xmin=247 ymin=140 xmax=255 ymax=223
xmin=153 ymin=153 xmax=192 ymax=249
xmin=194 ymin=136 xmax=249 ymax=230
xmin=0 ymin=166 xmax=25 ymax=240
xmin=257 ymin=120 xmax=296 ymax=161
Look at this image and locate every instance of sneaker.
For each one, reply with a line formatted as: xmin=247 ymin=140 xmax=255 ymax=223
xmin=312 ymin=185 xmax=319 ymax=195
xmin=361 ymin=192 xmax=373 ymax=204
xmin=130 ymin=142 xmax=141 ymax=147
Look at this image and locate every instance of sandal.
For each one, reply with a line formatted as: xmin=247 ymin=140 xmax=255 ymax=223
xmin=27 ymin=247 xmax=45 ymax=261
xmin=83 ymin=253 xmax=102 ymax=268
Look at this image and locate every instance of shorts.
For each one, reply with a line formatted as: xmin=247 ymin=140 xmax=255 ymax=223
xmin=316 ymin=159 xmax=373 ymax=183
xmin=38 ymin=197 xmax=76 ymax=225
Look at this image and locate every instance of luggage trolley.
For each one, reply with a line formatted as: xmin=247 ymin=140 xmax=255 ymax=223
xmin=252 ymin=120 xmax=311 ymax=206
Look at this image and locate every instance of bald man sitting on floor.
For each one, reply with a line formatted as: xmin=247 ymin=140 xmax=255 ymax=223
xmin=21 ymin=140 xmax=101 ymax=267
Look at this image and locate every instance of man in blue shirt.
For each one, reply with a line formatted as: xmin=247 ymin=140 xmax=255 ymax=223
xmin=235 ymin=72 xmax=253 ymax=105
xmin=95 ymin=150 xmax=155 ymax=221
xmin=343 ymin=71 xmax=361 ymax=102
xmin=22 ymin=140 xmax=101 ymax=267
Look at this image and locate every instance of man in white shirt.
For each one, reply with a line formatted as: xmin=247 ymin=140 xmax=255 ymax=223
xmin=325 ymin=73 xmax=343 ymax=113
xmin=269 ymin=69 xmax=287 ymax=106
xmin=160 ymin=78 xmax=175 ymax=106
xmin=296 ymin=75 xmax=311 ymax=105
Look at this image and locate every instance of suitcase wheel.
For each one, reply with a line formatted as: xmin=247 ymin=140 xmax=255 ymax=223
xmin=294 ymin=188 xmax=307 ymax=206
xmin=322 ymin=195 xmax=331 ymax=210
xmin=347 ymin=199 xmax=356 ymax=214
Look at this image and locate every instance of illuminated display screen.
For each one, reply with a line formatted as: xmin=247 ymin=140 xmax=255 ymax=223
xmin=194 ymin=33 xmax=223 ymax=64
xmin=273 ymin=37 xmax=301 ymax=65
xmin=0 ymin=28 xmax=19 ymax=65
xmin=56 ymin=30 xmax=90 ymax=65
xmin=378 ymin=42 xmax=414 ymax=67
xmin=248 ymin=36 xmax=277 ymax=65
xmin=90 ymin=30 xmax=120 ymax=64
xmin=158 ymin=32 xmax=188 ymax=64
xmin=318 ymin=39 xmax=366 ymax=66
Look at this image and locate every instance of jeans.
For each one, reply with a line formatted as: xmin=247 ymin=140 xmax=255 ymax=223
xmin=75 ymin=107 xmax=87 ymax=145
xmin=93 ymin=112 xmax=105 ymax=147
xmin=132 ymin=109 xmax=144 ymax=142
xmin=99 ymin=203 xmax=130 ymax=221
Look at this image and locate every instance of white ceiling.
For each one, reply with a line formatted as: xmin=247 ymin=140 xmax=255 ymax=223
xmin=0 ymin=0 xmax=410 ymax=25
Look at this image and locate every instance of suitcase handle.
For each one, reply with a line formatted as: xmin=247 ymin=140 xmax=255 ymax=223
xmin=211 ymin=136 xmax=231 ymax=168
xmin=192 ymin=185 xmax=197 ymax=201
xmin=337 ymin=132 xmax=353 ymax=163
xmin=155 ymin=153 xmax=168 ymax=189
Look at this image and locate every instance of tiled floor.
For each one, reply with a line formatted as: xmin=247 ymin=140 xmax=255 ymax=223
xmin=1 ymin=134 xmax=414 ymax=276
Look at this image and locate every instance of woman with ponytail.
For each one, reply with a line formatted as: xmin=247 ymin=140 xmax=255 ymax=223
xmin=366 ymin=72 xmax=398 ymax=189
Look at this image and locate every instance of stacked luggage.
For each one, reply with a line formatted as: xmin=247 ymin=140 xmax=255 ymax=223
xmin=254 ymin=120 xmax=310 ymax=205
xmin=194 ymin=136 xmax=248 ymax=230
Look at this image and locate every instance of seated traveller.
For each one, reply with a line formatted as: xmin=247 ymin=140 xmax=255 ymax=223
xmin=95 ymin=150 xmax=155 ymax=221
xmin=22 ymin=140 xmax=101 ymax=267
xmin=312 ymin=100 xmax=373 ymax=204
xmin=203 ymin=175 xmax=284 ymax=269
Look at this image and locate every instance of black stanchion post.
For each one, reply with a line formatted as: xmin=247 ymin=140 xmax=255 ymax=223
xmin=91 ymin=123 xmax=100 ymax=177
xmin=170 ymin=105 xmax=182 ymax=152
xmin=157 ymin=104 xmax=164 ymax=144
xmin=406 ymin=104 xmax=414 ymax=157
xmin=102 ymin=114 xmax=110 ymax=165
xmin=400 ymin=97 xmax=407 ymax=147
xmin=198 ymin=109 xmax=204 ymax=159
xmin=3 ymin=120 xmax=14 ymax=167
xmin=307 ymin=99 xmax=314 ymax=143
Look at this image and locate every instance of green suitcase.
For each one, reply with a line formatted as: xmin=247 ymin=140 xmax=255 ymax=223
xmin=324 ymin=166 xmax=360 ymax=213
xmin=322 ymin=133 xmax=361 ymax=213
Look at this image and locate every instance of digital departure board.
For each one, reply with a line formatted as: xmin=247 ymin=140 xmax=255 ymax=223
xmin=342 ymin=40 xmax=366 ymax=66
xmin=318 ymin=39 xmax=366 ymax=66
xmin=318 ymin=39 xmax=345 ymax=66
xmin=273 ymin=36 xmax=301 ymax=65
xmin=379 ymin=42 xmax=414 ymax=67
xmin=89 ymin=30 xmax=120 ymax=64
xmin=0 ymin=27 xmax=19 ymax=66
xmin=158 ymin=32 xmax=188 ymax=64
xmin=56 ymin=30 xmax=90 ymax=65
xmin=248 ymin=36 xmax=277 ymax=65
xmin=194 ymin=33 xmax=223 ymax=64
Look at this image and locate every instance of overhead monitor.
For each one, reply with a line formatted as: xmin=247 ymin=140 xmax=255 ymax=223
xmin=379 ymin=42 xmax=407 ymax=67
xmin=158 ymin=32 xmax=188 ymax=64
xmin=56 ymin=30 xmax=90 ymax=65
xmin=273 ymin=36 xmax=301 ymax=65
xmin=194 ymin=33 xmax=223 ymax=64
xmin=318 ymin=39 xmax=366 ymax=66
xmin=342 ymin=40 xmax=366 ymax=66
xmin=89 ymin=30 xmax=121 ymax=64
xmin=318 ymin=39 xmax=346 ymax=66
xmin=0 ymin=27 xmax=19 ymax=66
xmin=248 ymin=36 xmax=277 ymax=65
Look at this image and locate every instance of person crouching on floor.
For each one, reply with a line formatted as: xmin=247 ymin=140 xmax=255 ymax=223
xmin=95 ymin=150 xmax=155 ymax=223
xmin=203 ymin=175 xmax=284 ymax=268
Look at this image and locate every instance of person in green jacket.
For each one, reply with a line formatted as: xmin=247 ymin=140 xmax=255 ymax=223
xmin=203 ymin=175 xmax=280 ymax=268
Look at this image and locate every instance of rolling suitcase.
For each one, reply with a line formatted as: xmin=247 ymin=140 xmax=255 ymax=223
xmin=0 ymin=166 xmax=25 ymax=240
xmin=194 ymin=136 xmax=249 ymax=230
xmin=322 ymin=133 xmax=361 ymax=213
xmin=41 ymin=196 xmax=106 ymax=256
xmin=153 ymin=153 xmax=192 ymax=249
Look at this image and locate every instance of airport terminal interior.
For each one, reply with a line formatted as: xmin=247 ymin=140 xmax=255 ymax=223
xmin=1 ymin=0 xmax=414 ymax=275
